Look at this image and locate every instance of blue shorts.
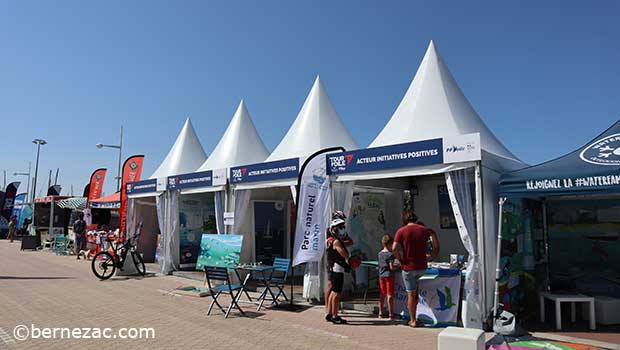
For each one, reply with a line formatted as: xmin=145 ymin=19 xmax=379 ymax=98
xmin=401 ymin=269 xmax=425 ymax=293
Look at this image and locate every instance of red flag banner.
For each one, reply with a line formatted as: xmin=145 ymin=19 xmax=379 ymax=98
xmin=119 ymin=155 xmax=144 ymax=234
xmin=87 ymin=168 xmax=107 ymax=202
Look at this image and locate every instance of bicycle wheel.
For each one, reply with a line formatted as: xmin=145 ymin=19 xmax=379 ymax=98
xmin=91 ymin=251 xmax=116 ymax=280
xmin=131 ymin=250 xmax=146 ymax=276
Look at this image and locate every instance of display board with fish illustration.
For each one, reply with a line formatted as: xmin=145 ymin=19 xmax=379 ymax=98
xmin=196 ymin=234 xmax=244 ymax=270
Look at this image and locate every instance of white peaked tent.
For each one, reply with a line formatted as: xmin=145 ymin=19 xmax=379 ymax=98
xmin=128 ymin=118 xmax=207 ymax=274
xmin=159 ymin=102 xmax=270 ymax=272
xmin=198 ymin=100 xmax=269 ymax=171
xmin=330 ymin=41 xmax=526 ymax=328
xmin=370 ymin=41 xmax=521 ymax=166
xmin=232 ymin=76 xmax=358 ymax=264
xmin=150 ymin=118 xmax=208 ymax=179
xmin=267 ymin=75 xmax=358 ymax=161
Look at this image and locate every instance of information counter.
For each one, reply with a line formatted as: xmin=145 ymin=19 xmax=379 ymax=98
xmin=362 ymin=261 xmax=462 ymax=326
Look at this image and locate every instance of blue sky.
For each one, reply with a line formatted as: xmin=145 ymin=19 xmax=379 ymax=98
xmin=1 ymin=1 xmax=618 ymax=196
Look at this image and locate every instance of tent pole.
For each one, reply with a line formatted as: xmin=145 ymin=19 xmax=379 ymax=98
xmin=493 ymin=197 xmax=507 ymax=319
xmin=542 ymin=199 xmax=550 ymax=292
xmin=49 ymin=198 xmax=55 ymax=237
xmin=474 ymin=163 xmax=486 ymax=325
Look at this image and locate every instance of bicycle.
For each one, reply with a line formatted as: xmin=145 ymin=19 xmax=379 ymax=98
xmin=91 ymin=223 xmax=146 ymax=280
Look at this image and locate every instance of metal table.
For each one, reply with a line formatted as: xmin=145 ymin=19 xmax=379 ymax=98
xmin=234 ymin=265 xmax=277 ymax=311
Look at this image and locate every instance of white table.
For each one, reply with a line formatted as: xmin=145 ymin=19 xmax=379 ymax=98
xmin=539 ymin=292 xmax=596 ymax=330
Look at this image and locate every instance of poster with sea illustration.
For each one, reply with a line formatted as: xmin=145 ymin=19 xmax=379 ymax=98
xmin=196 ymin=234 xmax=243 ymax=270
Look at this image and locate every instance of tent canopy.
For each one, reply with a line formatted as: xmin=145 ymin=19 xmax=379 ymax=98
xmin=266 ymin=75 xmax=358 ymax=162
xmin=90 ymin=192 xmax=120 ymax=203
xmin=90 ymin=192 xmax=121 ymax=209
xmin=150 ymin=118 xmax=207 ymax=179
xmin=499 ymin=119 xmax=620 ymax=196
xmin=56 ymin=197 xmax=87 ymax=210
xmin=197 ymin=100 xmax=269 ymax=171
xmin=370 ymin=40 xmax=523 ymax=171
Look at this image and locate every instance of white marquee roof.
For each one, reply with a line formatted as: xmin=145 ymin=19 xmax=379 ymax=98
xmin=198 ymin=100 xmax=269 ymax=171
xmin=370 ymin=41 xmax=523 ymax=168
xmin=266 ymin=76 xmax=358 ymax=162
xmin=150 ymin=118 xmax=207 ymax=179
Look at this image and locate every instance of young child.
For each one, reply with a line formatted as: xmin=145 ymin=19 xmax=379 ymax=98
xmin=378 ymin=235 xmax=397 ymax=319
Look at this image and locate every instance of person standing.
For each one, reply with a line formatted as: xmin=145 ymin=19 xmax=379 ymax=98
xmin=378 ymin=235 xmax=397 ymax=319
xmin=73 ymin=213 xmax=87 ymax=259
xmin=8 ymin=215 xmax=17 ymax=243
xmin=392 ymin=211 xmax=440 ymax=327
xmin=324 ymin=211 xmax=352 ymax=322
xmin=325 ymin=214 xmax=351 ymax=325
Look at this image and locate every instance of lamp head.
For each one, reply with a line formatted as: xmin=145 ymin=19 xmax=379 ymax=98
xmin=96 ymin=143 xmax=104 ymax=149
xmin=32 ymin=139 xmax=47 ymax=145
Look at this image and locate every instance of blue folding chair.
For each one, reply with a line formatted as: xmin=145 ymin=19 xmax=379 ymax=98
xmin=54 ymin=234 xmax=68 ymax=255
xmin=257 ymin=257 xmax=290 ymax=303
xmin=204 ymin=266 xmax=245 ymax=318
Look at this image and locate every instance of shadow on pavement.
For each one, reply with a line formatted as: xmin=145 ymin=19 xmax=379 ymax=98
xmin=0 ymin=276 xmax=76 ymax=280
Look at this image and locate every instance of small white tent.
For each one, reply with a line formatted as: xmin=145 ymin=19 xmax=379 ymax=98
xmin=266 ymin=75 xmax=358 ymax=162
xmin=329 ymin=41 xmax=525 ymax=328
xmin=160 ymin=102 xmax=270 ymax=271
xmin=128 ymin=118 xmax=207 ymax=272
xmin=232 ymin=76 xmax=359 ymax=264
xmin=371 ymin=41 xmax=519 ymax=163
xmin=198 ymin=100 xmax=269 ymax=171
xmin=150 ymin=118 xmax=207 ymax=179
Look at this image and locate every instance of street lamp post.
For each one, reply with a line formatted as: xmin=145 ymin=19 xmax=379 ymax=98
xmin=96 ymin=126 xmax=123 ymax=192
xmin=13 ymin=162 xmax=32 ymax=202
xmin=32 ymin=139 xmax=47 ymax=203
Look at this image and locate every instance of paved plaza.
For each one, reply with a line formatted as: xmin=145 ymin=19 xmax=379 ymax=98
xmin=0 ymin=241 xmax=441 ymax=350
xmin=1 ymin=241 xmax=619 ymax=350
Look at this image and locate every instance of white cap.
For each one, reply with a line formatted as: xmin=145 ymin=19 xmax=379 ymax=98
xmin=330 ymin=218 xmax=345 ymax=228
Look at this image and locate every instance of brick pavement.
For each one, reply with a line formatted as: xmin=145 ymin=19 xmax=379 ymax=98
xmin=0 ymin=241 xmax=441 ymax=350
xmin=2 ymin=241 xmax=618 ymax=350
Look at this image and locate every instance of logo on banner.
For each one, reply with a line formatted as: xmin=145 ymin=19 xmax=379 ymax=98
xmin=312 ymin=168 xmax=327 ymax=185
xmin=330 ymin=155 xmax=347 ymax=172
xmin=435 ymin=286 xmax=456 ymax=311
xmin=126 ymin=183 xmax=133 ymax=192
xmin=445 ymin=145 xmax=465 ymax=153
xmin=580 ymin=133 xmax=620 ymax=165
xmin=169 ymin=177 xmax=178 ymax=187
xmin=95 ymin=174 xmax=102 ymax=180
xmin=232 ymin=168 xmax=245 ymax=180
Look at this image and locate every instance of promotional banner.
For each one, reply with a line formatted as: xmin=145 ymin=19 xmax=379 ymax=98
xmin=230 ymin=158 xmax=299 ymax=184
xmin=87 ymin=168 xmax=107 ymax=202
xmin=292 ymin=154 xmax=331 ymax=266
xmin=1 ymin=182 xmax=21 ymax=223
xmin=126 ymin=179 xmax=157 ymax=195
xmin=168 ymin=170 xmax=213 ymax=190
xmin=119 ymin=155 xmax=144 ymax=234
xmin=178 ymin=193 xmax=216 ymax=269
xmin=327 ymin=133 xmax=481 ymax=175
xmin=328 ymin=138 xmax=443 ymax=175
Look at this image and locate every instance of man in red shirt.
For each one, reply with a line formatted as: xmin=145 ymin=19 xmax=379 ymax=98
xmin=392 ymin=211 xmax=440 ymax=327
